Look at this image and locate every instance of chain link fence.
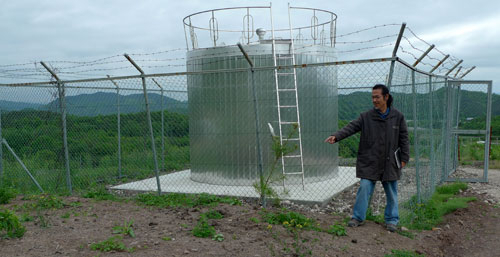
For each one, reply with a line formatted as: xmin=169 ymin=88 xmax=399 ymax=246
xmin=0 ymin=57 xmax=492 ymax=222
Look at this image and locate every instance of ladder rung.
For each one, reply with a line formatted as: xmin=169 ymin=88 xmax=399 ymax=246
xmin=278 ymin=89 xmax=296 ymax=92
xmin=283 ymin=172 xmax=303 ymax=175
xmin=277 ymin=73 xmax=294 ymax=75
xmin=283 ymin=138 xmax=300 ymax=141
xmin=279 ymin=105 xmax=297 ymax=108
xmin=280 ymin=121 xmax=299 ymax=124
xmin=283 ymin=155 xmax=302 ymax=158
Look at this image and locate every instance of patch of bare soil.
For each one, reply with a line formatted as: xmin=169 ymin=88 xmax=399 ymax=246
xmin=1 ymin=169 xmax=499 ymax=257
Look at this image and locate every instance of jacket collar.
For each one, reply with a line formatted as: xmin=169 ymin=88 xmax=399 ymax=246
xmin=370 ymin=107 xmax=396 ymax=121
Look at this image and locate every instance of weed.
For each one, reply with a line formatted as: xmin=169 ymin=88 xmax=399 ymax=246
xmin=212 ymin=233 xmax=224 ymax=242
xmin=0 ymin=208 xmax=25 ymax=238
xmin=136 ymin=193 xmax=240 ymax=208
xmin=180 ymin=223 xmax=188 ymax=228
xmin=204 ymin=210 xmax=224 ymax=219
xmin=20 ymin=213 xmax=33 ymax=222
xmin=385 ymin=249 xmax=424 ymax=257
xmin=162 ymin=236 xmax=172 ymax=241
xmin=82 ymin=186 xmax=117 ymax=201
xmin=401 ymin=182 xmax=476 ymax=230
xmin=37 ymin=213 xmax=50 ymax=228
xmin=327 ymin=222 xmax=347 ymax=237
xmin=61 ymin=212 xmax=71 ymax=219
xmin=25 ymin=194 xmax=65 ymax=210
xmin=192 ymin=215 xmax=216 ymax=238
xmin=69 ymin=201 xmax=82 ymax=207
xmin=396 ymin=230 xmax=415 ymax=239
xmin=0 ymin=187 xmax=17 ymax=204
xmin=90 ymin=236 xmax=134 ymax=252
xmin=112 ymin=220 xmax=135 ymax=238
xmin=250 ymin=217 xmax=260 ymax=223
xmin=254 ymin=125 xmax=299 ymax=206
xmin=366 ymin=207 xmax=385 ymax=224
xmin=262 ymin=210 xmax=318 ymax=230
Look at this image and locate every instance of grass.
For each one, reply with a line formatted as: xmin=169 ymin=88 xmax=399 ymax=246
xmin=0 ymin=208 xmax=26 ymax=238
xmin=135 ymin=192 xmax=241 ymax=208
xmin=192 ymin=215 xmax=216 ymax=238
xmin=385 ymin=249 xmax=424 ymax=257
xmin=0 ymin=187 xmax=17 ymax=204
xmin=401 ymin=182 xmax=476 ymax=230
xmin=90 ymin=236 xmax=134 ymax=252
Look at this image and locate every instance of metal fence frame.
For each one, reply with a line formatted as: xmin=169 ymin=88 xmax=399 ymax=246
xmin=0 ymin=56 xmax=493 ymax=206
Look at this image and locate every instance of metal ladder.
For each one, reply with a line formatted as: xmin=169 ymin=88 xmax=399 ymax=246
xmin=270 ymin=4 xmax=305 ymax=190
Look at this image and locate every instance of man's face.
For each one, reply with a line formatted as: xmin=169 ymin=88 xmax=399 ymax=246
xmin=372 ymin=88 xmax=388 ymax=110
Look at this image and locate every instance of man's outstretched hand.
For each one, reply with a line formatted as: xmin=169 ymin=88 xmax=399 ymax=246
xmin=324 ymin=135 xmax=336 ymax=144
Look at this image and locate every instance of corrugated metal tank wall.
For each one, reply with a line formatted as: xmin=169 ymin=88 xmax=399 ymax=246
xmin=187 ymin=42 xmax=339 ymax=185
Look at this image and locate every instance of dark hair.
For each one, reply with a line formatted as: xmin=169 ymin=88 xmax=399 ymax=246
xmin=372 ymin=84 xmax=393 ymax=108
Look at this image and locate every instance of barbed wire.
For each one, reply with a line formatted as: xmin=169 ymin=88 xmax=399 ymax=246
xmin=335 ymin=34 xmax=398 ymax=44
xmin=398 ymin=46 xmax=434 ymax=68
xmin=336 ymin=23 xmax=400 ymax=38
xmin=336 ymin=43 xmax=393 ymax=54
xmin=128 ymin=48 xmax=188 ymax=56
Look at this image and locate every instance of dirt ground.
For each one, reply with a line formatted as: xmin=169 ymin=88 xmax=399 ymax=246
xmin=1 ymin=168 xmax=499 ymax=257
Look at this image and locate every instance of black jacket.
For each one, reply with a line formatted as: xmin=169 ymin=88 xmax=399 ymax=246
xmin=332 ymin=108 xmax=410 ymax=181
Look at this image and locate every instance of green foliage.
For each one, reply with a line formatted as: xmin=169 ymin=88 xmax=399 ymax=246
xmin=112 ymin=220 xmax=135 ymax=238
xmin=25 ymin=194 xmax=65 ymax=210
xmin=365 ymin=207 xmax=385 ymax=224
xmin=90 ymin=236 xmax=133 ymax=252
xmin=0 ymin=187 xmax=17 ymax=204
xmin=82 ymin=186 xmax=117 ymax=201
xmin=0 ymin=208 xmax=26 ymax=238
xmin=254 ymin=125 xmax=299 ymax=206
xmin=192 ymin=215 xmax=216 ymax=238
xmin=249 ymin=217 xmax=260 ymax=223
xmin=204 ymin=210 xmax=224 ymax=220
xmin=401 ymin=183 xmax=476 ymax=230
xmin=212 ymin=233 xmax=224 ymax=242
xmin=135 ymin=193 xmax=240 ymax=208
xmin=385 ymin=249 xmax=424 ymax=257
xmin=435 ymin=182 xmax=467 ymax=194
xmin=261 ymin=210 xmax=317 ymax=230
xmin=161 ymin=236 xmax=172 ymax=241
xmin=326 ymin=222 xmax=347 ymax=237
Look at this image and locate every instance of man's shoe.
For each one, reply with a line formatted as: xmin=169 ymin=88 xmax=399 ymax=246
xmin=347 ymin=218 xmax=364 ymax=227
xmin=386 ymin=223 xmax=397 ymax=232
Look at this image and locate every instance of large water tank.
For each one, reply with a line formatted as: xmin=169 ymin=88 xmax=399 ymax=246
xmin=187 ymin=41 xmax=339 ymax=186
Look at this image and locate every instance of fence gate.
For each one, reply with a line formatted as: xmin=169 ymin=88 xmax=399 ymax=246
xmin=445 ymin=80 xmax=493 ymax=183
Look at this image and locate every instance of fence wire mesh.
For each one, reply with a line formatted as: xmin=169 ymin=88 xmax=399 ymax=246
xmin=0 ymin=57 xmax=492 ymax=223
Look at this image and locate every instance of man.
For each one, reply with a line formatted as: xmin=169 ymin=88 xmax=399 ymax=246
xmin=324 ymin=84 xmax=409 ymax=232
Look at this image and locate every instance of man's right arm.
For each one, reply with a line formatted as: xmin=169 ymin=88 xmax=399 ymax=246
xmin=325 ymin=115 xmax=362 ymax=144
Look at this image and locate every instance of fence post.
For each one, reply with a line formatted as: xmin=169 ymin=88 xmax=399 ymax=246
xmin=41 ymin=62 xmax=72 ymax=193
xmin=0 ymin=109 xmax=3 ymax=184
xmin=429 ymin=75 xmax=435 ymax=194
xmin=386 ymin=23 xmax=406 ymax=88
xmin=484 ymin=82 xmax=493 ymax=182
xmin=443 ymin=79 xmax=452 ymax=181
xmin=412 ymin=69 xmax=421 ymax=203
xmin=237 ymin=43 xmax=266 ymax=207
xmin=152 ymin=79 xmax=165 ymax=173
xmin=107 ymin=75 xmax=122 ymax=178
xmin=124 ymin=54 xmax=162 ymax=195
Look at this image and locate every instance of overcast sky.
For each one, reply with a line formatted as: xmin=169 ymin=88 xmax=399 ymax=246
xmin=0 ymin=0 xmax=499 ymax=93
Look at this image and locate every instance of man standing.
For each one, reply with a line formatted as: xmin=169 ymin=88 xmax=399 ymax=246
xmin=324 ymin=84 xmax=409 ymax=232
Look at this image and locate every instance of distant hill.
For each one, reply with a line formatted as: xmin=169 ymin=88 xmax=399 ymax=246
xmin=0 ymin=100 xmax=43 ymax=112
xmin=338 ymin=89 xmax=500 ymax=120
xmin=43 ymin=92 xmax=187 ymax=116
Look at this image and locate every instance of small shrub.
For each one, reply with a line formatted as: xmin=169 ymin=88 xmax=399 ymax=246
xmin=112 ymin=220 xmax=135 ymax=238
xmin=212 ymin=233 xmax=224 ymax=242
xmin=0 ymin=208 xmax=26 ymax=238
xmin=25 ymin=194 xmax=65 ymax=210
xmin=162 ymin=236 xmax=172 ymax=241
xmin=327 ymin=222 xmax=347 ymax=236
xmin=249 ymin=217 xmax=260 ymax=223
xmin=0 ymin=187 xmax=17 ymax=204
xmin=204 ymin=210 xmax=224 ymax=220
xmin=262 ymin=210 xmax=317 ymax=230
xmin=192 ymin=216 xmax=216 ymax=238
xmin=90 ymin=236 xmax=133 ymax=252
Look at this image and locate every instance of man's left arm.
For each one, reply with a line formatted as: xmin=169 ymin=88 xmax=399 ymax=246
xmin=399 ymin=115 xmax=410 ymax=168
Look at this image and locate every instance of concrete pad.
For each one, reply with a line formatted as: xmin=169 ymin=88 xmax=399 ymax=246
xmin=111 ymin=167 xmax=358 ymax=205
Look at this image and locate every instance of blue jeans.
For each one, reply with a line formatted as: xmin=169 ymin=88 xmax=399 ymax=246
xmin=352 ymin=179 xmax=399 ymax=225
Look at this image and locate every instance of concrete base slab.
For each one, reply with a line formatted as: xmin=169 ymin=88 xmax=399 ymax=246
xmin=111 ymin=167 xmax=358 ymax=205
